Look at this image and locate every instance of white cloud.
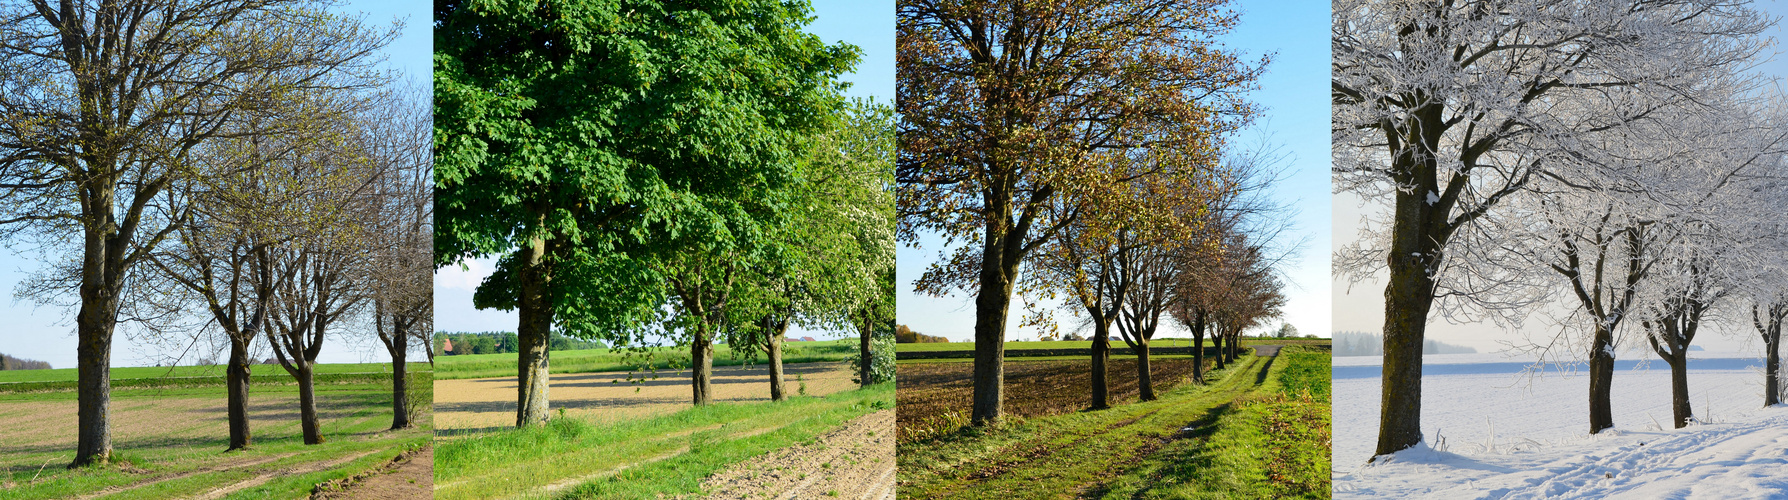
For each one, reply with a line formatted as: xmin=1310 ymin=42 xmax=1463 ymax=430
xmin=435 ymin=257 xmax=496 ymax=291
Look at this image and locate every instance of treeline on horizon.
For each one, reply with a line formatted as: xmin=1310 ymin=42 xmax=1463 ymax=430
xmin=895 ymin=325 xmax=950 ymax=344
xmin=433 ymin=332 xmax=607 ymax=356
xmin=0 ymin=353 xmax=50 ymax=370
xmin=1333 ymin=331 xmax=1476 ymax=357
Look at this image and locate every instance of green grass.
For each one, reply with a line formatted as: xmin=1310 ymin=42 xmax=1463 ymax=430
xmin=1095 ymin=345 xmax=1331 ymax=499
xmin=894 ymin=338 xmax=1331 ymax=352
xmin=433 ymin=339 xmax=857 ymax=380
xmin=0 ymin=362 xmax=430 ymax=384
xmin=434 ymin=383 xmax=894 ymax=500
xmin=0 ymin=369 xmax=432 ymax=499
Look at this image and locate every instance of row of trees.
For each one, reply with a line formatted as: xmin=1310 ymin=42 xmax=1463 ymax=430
xmin=434 ymin=0 xmax=897 ymax=428
xmin=1335 ymin=0 xmax=1788 ymax=460
xmin=897 ymin=0 xmax=1293 ymax=422
xmin=0 ymin=0 xmax=431 ymax=466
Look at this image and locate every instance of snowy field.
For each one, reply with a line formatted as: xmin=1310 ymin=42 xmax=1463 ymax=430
xmin=1334 ymin=350 xmax=1788 ymax=498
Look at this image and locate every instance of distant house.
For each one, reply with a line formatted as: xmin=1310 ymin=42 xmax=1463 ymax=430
xmin=442 ymin=338 xmax=456 ymax=355
xmin=798 ymin=336 xmax=817 ymax=342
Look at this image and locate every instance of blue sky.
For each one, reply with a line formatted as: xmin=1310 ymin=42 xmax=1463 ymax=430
xmin=0 ymin=0 xmax=430 ymax=369
xmin=896 ymin=0 xmax=1333 ymax=342
xmin=432 ymin=0 xmax=896 ymax=339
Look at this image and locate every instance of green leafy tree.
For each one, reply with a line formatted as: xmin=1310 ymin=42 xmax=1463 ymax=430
xmin=435 ymin=0 xmax=857 ymax=422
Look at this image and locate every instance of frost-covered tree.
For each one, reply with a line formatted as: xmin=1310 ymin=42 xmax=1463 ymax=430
xmin=1333 ymin=0 xmax=1771 ymax=458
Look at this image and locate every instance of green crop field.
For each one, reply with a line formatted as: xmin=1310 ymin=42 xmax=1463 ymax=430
xmin=433 ymin=339 xmax=858 ymax=380
xmin=0 ymin=363 xmax=431 ymax=499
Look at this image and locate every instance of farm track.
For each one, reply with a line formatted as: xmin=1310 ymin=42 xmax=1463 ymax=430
xmin=898 ymin=348 xmax=1281 ymax=500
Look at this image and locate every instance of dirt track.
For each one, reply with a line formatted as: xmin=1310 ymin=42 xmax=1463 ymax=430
xmin=433 ymin=361 xmax=859 ymax=432
xmin=704 ymin=409 xmax=896 ymax=500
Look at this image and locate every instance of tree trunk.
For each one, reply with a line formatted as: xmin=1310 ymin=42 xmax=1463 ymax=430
xmin=1090 ymin=327 xmax=1109 ymax=410
xmin=226 ymin=337 xmax=253 ymax=450
xmin=1211 ymin=333 xmax=1226 ymax=370
xmin=1767 ymin=332 xmax=1781 ymax=407
xmin=72 ymin=289 xmax=116 ymax=467
xmin=1136 ymin=337 xmax=1154 ymax=401
xmin=515 ymin=234 xmax=552 ymax=427
xmin=1667 ymin=351 xmax=1691 ymax=428
xmin=768 ymin=321 xmax=786 ymax=402
xmin=390 ymin=331 xmax=410 ymax=430
xmin=858 ymin=314 xmax=873 ymax=387
xmin=1191 ymin=309 xmax=1206 ymax=384
xmin=297 ymin=362 xmax=324 ymax=444
xmin=1376 ymin=234 xmax=1438 ymax=458
xmin=971 ymin=223 xmax=1020 ymax=426
xmin=1587 ymin=326 xmax=1615 ymax=434
xmin=693 ymin=328 xmax=714 ymax=405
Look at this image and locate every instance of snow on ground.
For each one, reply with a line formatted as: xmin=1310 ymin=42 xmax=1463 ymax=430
xmin=1334 ymin=351 xmax=1788 ymax=499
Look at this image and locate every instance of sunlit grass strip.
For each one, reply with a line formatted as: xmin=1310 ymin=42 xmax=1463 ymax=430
xmin=433 ymin=383 xmax=893 ymax=500
xmin=432 ymin=340 xmax=857 ymax=380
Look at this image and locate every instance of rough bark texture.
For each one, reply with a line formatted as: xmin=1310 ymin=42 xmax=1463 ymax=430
xmin=1587 ymin=326 xmax=1616 ymax=434
xmin=73 ymin=308 xmax=114 ymax=467
xmin=389 ymin=337 xmax=410 ymax=430
xmin=767 ymin=316 xmax=788 ymax=402
xmin=1768 ymin=334 xmax=1782 ymax=407
xmin=1135 ymin=339 xmax=1154 ymax=401
xmin=1191 ymin=313 xmax=1206 ymax=384
xmin=971 ymin=207 xmax=1022 ymax=425
xmin=1090 ymin=330 xmax=1110 ymax=410
xmin=858 ymin=315 xmax=873 ymax=388
xmin=515 ymin=233 xmax=552 ymax=427
xmin=1666 ymin=352 xmax=1691 ymax=428
xmin=1211 ymin=334 xmax=1226 ymax=370
xmin=226 ymin=339 xmax=253 ymax=450
xmin=296 ymin=363 xmax=323 ymax=444
xmin=693 ymin=330 xmax=714 ymax=405
xmin=1376 ymin=178 xmax=1443 ymax=458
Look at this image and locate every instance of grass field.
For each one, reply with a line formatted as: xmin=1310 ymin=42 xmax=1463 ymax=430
xmin=894 ymin=343 xmax=1331 ymax=499
xmin=0 ymin=363 xmax=431 ymax=499
xmin=433 ymin=339 xmax=857 ymax=380
xmin=894 ymin=337 xmax=1332 ymax=352
xmin=433 ymin=383 xmax=894 ymax=500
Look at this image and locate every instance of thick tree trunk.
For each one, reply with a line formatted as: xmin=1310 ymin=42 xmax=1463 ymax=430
xmin=1090 ymin=327 xmax=1110 ymax=410
xmin=693 ymin=329 xmax=714 ymax=405
xmin=72 ymin=307 xmax=114 ymax=467
xmin=768 ymin=323 xmax=786 ymax=402
xmin=390 ymin=335 xmax=410 ymax=430
xmin=297 ymin=363 xmax=324 ymax=444
xmin=971 ymin=227 xmax=1020 ymax=426
xmin=515 ymin=234 xmax=552 ymax=427
xmin=1191 ymin=309 xmax=1206 ymax=384
xmin=1667 ymin=352 xmax=1691 ymax=428
xmin=1767 ymin=333 xmax=1781 ymax=407
xmin=1136 ymin=338 xmax=1155 ymax=401
xmin=1374 ymin=162 xmax=1447 ymax=458
xmin=1587 ymin=326 xmax=1615 ymax=434
xmin=226 ymin=338 xmax=253 ymax=450
xmin=858 ymin=315 xmax=873 ymax=387
xmin=1211 ymin=334 xmax=1226 ymax=370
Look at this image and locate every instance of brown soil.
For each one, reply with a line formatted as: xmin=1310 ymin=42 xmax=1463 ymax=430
xmin=895 ymin=357 xmax=1203 ymax=443
xmin=703 ymin=409 xmax=896 ymax=500
xmin=312 ymin=446 xmax=432 ymax=499
xmin=433 ymin=361 xmax=859 ymax=432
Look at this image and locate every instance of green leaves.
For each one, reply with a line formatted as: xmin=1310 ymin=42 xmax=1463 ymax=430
xmin=435 ymin=0 xmax=861 ymax=343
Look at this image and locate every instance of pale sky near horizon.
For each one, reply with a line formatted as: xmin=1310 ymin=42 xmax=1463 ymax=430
xmin=896 ymin=0 xmax=1334 ymax=343
xmin=1330 ymin=2 xmax=1788 ymax=358
xmin=0 ymin=0 xmax=430 ymax=369
xmin=431 ymin=0 xmax=895 ymax=342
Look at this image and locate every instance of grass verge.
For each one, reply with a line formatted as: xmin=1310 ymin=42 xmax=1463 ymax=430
xmin=433 ymin=383 xmax=894 ymax=500
xmin=433 ymin=340 xmax=856 ymax=380
xmin=1095 ymin=345 xmax=1331 ymax=499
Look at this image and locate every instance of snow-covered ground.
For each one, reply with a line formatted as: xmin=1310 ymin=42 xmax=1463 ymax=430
xmin=1334 ymin=351 xmax=1788 ymax=498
